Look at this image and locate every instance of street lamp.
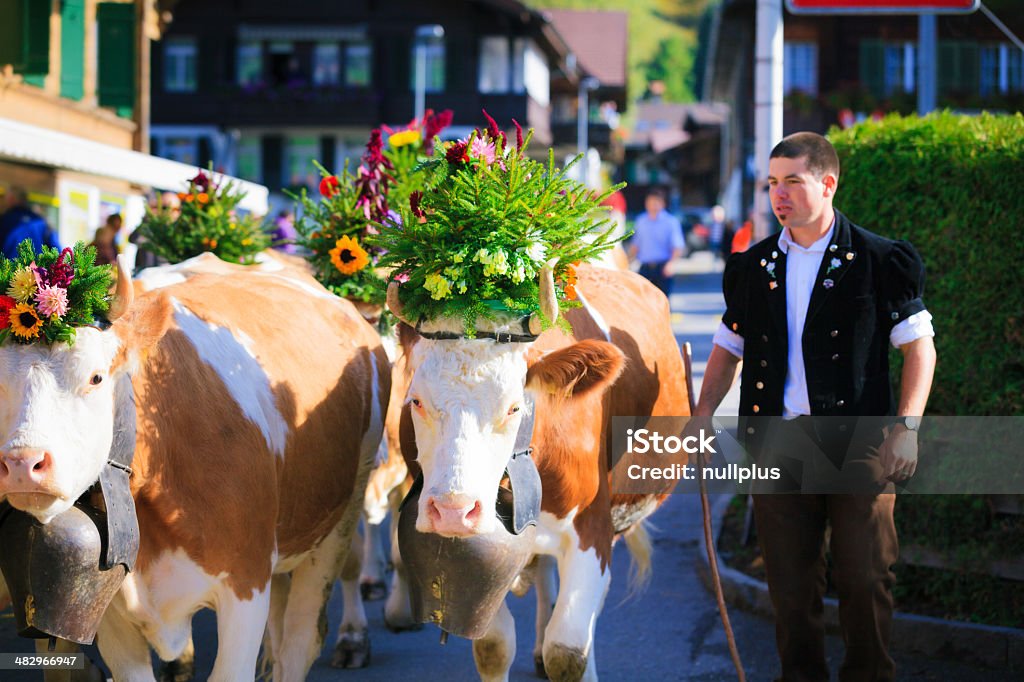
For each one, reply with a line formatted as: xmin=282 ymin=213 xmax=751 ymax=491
xmin=577 ymin=76 xmax=600 ymax=187
xmin=414 ymin=25 xmax=445 ymax=124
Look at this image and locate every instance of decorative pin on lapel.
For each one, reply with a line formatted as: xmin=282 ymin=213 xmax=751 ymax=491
xmin=823 ymin=279 xmax=835 ymax=289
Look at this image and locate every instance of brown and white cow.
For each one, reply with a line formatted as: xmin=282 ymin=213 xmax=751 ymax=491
xmin=0 ymin=254 xmax=389 ymax=681
xmin=390 ymin=263 xmax=689 ymax=681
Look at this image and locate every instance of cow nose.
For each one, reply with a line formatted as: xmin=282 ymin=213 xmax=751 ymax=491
xmin=0 ymin=448 xmax=53 ymax=485
xmin=425 ymin=494 xmax=483 ymax=535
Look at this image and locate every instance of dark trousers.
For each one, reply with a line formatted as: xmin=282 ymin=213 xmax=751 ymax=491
xmin=752 ymin=493 xmax=899 ymax=682
xmin=638 ymin=261 xmax=671 ymax=296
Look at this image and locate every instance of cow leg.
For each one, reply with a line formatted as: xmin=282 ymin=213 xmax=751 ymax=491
xmin=331 ymin=532 xmax=371 ymax=669
xmin=472 ymin=600 xmax=516 ymax=682
xmin=542 ymin=547 xmax=609 ymax=682
xmin=208 ymin=582 xmax=271 ymax=682
xmin=384 ymin=484 xmax=419 ymax=631
xmin=271 ymin=524 xmax=351 ymax=681
xmin=261 ymin=573 xmax=292 ymax=675
xmin=532 ymin=555 xmax=559 ymax=678
xmin=359 ymin=514 xmax=388 ymax=601
xmin=97 ymin=610 xmax=158 ymax=682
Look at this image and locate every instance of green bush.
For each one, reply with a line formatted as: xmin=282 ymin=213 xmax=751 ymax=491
xmin=829 ymin=111 xmax=1024 ymax=416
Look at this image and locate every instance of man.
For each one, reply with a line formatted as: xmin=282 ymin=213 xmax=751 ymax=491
xmin=692 ymin=132 xmax=936 ymax=681
xmin=629 ymin=188 xmax=684 ymax=296
xmin=0 ymin=187 xmax=60 ymax=258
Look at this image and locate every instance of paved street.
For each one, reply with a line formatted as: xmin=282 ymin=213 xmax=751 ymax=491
xmin=0 ymin=253 xmax=1006 ymax=680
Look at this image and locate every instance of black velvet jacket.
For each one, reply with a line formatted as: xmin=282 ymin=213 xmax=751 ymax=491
xmin=722 ymin=211 xmax=926 ymax=443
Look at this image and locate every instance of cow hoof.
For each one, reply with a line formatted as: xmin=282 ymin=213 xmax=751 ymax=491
xmin=331 ymin=628 xmax=371 ymax=669
xmin=158 ymin=657 xmax=195 ymax=682
xmin=534 ymin=654 xmax=548 ymax=679
xmin=543 ymin=645 xmax=587 ymax=682
xmin=360 ymin=579 xmax=388 ymax=601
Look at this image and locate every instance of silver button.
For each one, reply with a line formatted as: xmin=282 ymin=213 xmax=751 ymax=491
xmin=756 ymin=381 xmax=764 ymax=390
xmin=839 ymin=424 xmax=848 ymax=432
xmin=891 ymin=312 xmax=899 ymax=320
xmin=760 ymin=360 xmax=768 ymax=368
xmin=837 ymin=399 xmax=846 ymax=407
xmin=829 ymin=244 xmax=838 ymax=252
xmin=832 ymin=354 xmax=840 ymax=361
xmin=747 ymin=426 xmax=756 ymax=434
xmin=830 ymin=330 xmax=839 ymax=338
xmin=761 ymin=334 xmax=769 ymax=342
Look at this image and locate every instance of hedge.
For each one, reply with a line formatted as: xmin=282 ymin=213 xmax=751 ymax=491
xmin=829 ymin=111 xmax=1024 ymax=416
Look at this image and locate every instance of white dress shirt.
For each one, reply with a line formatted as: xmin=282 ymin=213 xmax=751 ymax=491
xmin=712 ymin=220 xmax=934 ymax=418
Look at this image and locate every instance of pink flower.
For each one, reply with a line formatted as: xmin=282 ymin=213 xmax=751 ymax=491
xmin=394 ymin=271 xmax=410 ymax=284
xmin=35 ymin=285 xmax=69 ymax=318
xmin=470 ymin=136 xmax=496 ymax=166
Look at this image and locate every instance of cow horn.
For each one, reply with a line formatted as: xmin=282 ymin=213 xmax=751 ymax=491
xmin=387 ymin=280 xmax=415 ymax=328
xmin=528 ymin=265 xmax=558 ymax=336
xmin=106 ymin=255 xmax=134 ymax=322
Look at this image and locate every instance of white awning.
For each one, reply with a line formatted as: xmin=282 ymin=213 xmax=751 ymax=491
xmin=0 ymin=117 xmax=269 ymax=214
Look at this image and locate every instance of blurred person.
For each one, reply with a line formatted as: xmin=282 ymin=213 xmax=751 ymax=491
xmin=628 ymin=188 xmax=684 ymax=296
xmin=270 ymin=209 xmax=297 ymax=254
xmin=0 ymin=187 xmax=60 ymax=258
xmin=731 ymin=211 xmax=754 ymax=253
xmin=707 ymin=204 xmax=730 ymax=260
xmin=90 ymin=215 xmax=120 ymax=266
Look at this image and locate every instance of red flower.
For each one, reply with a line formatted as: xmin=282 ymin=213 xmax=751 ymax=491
xmin=512 ymin=118 xmax=524 ymax=150
xmin=482 ymin=109 xmax=501 ymax=139
xmin=190 ymin=170 xmax=212 ymax=192
xmin=445 ymin=141 xmax=469 ymax=165
xmin=0 ymin=295 xmax=16 ymax=330
xmin=410 ymin=191 xmax=425 ymax=219
xmin=423 ymin=109 xmax=454 ymax=153
xmin=319 ymin=175 xmax=341 ymax=198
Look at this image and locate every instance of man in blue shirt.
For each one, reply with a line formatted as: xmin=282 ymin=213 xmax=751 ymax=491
xmin=629 ymin=188 xmax=684 ymax=296
xmin=0 ymin=187 xmax=60 ymax=259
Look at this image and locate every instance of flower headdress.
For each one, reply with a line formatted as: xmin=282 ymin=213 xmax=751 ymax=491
xmin=293 ymin=111 xmax=453 ymax=305
xmin=137 ymin=169 xmax=270 ymax=265
xmin=0 ymin=240 xmax=113 ymax=346
xmin=372 ymin=112 xmax=625 ymax=336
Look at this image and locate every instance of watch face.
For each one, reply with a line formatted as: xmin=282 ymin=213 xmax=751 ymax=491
xmin=903 ymin=417 xmax=919 ymax=431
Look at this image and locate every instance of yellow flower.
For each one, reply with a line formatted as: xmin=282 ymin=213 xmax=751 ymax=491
xmin=388 ymin=129 xmax=421 ymax=148
xmin=330 ymin=235 xmax=370 ymax=275
xmin=7 ymin=268 xmax=37 ymax=303
xmin=9 ymin=303 xmax=42 ymax=339
xmin=423 ymin=273 xmax=452 ymax=300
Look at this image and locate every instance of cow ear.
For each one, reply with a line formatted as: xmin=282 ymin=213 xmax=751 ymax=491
xmin=111 ymin=292 xmax=173 ymax=372
xmin=526 ymin=340 xmax=625 ymax=399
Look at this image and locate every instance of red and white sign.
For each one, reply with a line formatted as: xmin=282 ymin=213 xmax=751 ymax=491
xmin=786 ymin=0 xmax=979 ymax=14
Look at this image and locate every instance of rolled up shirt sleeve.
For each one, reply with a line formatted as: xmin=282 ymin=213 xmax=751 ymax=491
xmin=890 ymin=309 xmax=935 ymax=348
xmin=713 ymin=322 xmax=745 ymax=359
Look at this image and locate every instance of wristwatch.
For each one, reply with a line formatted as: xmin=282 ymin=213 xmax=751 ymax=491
xmin=896 ymin=416 xmax=920 ymax=431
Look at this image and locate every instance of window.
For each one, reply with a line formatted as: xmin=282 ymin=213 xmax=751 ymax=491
xmin=313 ymin=43 xmax=340 ymax=86
xmin=783 ymin=42 xmax=817 ymax=96
xmin=410 ymin=36 xmax=445 ymax=92
xmin=269 ymin=41 xmax=302 ymax=86
xmin=511 ymin=38 xmax=526 ymax=93
xmin=981 ymin=43 xmax=1024 ymax=96
xmin=344 ymin=41 xmax=371 ymax=87
xmin=479 ymin=36 xmax=510 ymax=93
xmin=522 ymin=40 xmax=549 ymax=106
xmin=237 ymin=136 xmax=262 ymax=182
xmin=164 ymin=37 xmax=197 ymax=92
xmin=237 ymin=41 xmax=262 ymax=87
xmin=284 ymin=136 xmax=320 ymax=190
xmin=883 ymin=42 xmax=915 ymax=95
xmin=161 ymin=137 xmax=199 ymax=165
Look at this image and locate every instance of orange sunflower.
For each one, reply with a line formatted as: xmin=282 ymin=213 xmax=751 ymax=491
xmin=330 ymin=235 xmax=370 ymax=275
xmin=9 ymin=303 xmax=42 ymax=339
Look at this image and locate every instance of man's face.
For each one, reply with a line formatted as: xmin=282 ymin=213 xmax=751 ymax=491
xmin=767 ymin=156 xmax=836 ymax=230
xmin=645 ymin=195 xmax=664 ymax=216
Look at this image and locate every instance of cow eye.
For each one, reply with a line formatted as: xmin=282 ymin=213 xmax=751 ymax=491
xmin=410 ymin=398 xmax=423 ymax=408
xmin=90 ymin=374 xmax=103 ymax=386
xmin=507 ymin=405 xmax=521 ymax=415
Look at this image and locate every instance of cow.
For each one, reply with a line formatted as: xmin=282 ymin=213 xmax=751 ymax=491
xmin=0 ymin=254 xmax=389 ymax=681
xmin=388 ymin=263 xmax=690 ymax=681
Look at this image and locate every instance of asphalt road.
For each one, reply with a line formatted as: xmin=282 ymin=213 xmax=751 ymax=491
xmin=0 ymin=254 xmax=1008 ymax=680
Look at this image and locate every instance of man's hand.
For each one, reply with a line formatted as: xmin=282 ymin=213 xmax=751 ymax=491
xmin=682 ymin=415 xmax=716 ymax=468
xmin=876 ymin=425 xmax=919 ymax=482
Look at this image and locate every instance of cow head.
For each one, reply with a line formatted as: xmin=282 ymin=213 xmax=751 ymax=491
xmin=0 ymin=259 xmax=171 ymax=523
xmin=391 ymin=271 xmax=624 ymax=538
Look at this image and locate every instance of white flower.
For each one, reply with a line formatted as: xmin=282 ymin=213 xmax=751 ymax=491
xmin=525 ymin=242 xmax=546 ymax=262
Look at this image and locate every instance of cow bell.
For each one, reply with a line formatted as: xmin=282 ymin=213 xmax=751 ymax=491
xmin=398 ymin=466 xmax=540 ymax=640
xmin=0 ymin=500 xmax=127 ymax=644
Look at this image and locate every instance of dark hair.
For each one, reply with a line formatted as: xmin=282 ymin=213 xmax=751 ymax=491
xmin=645 ymin=187 xmax=667 ymax=202
xmin=770 ymin=132 xmax=839 ymax=181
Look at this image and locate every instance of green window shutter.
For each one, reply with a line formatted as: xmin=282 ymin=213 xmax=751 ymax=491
xmin=0 ymin=0 xmax=22 ymax=68
xmin=60 ymin=0 xmax=85 ymax=100
xmin=22 ymin=0 xmax=51 ymax=84
xmin=97 ymin=2 xmax=135 ymax=115
xmin=859 ymin=39 xmax=885 ymax=100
